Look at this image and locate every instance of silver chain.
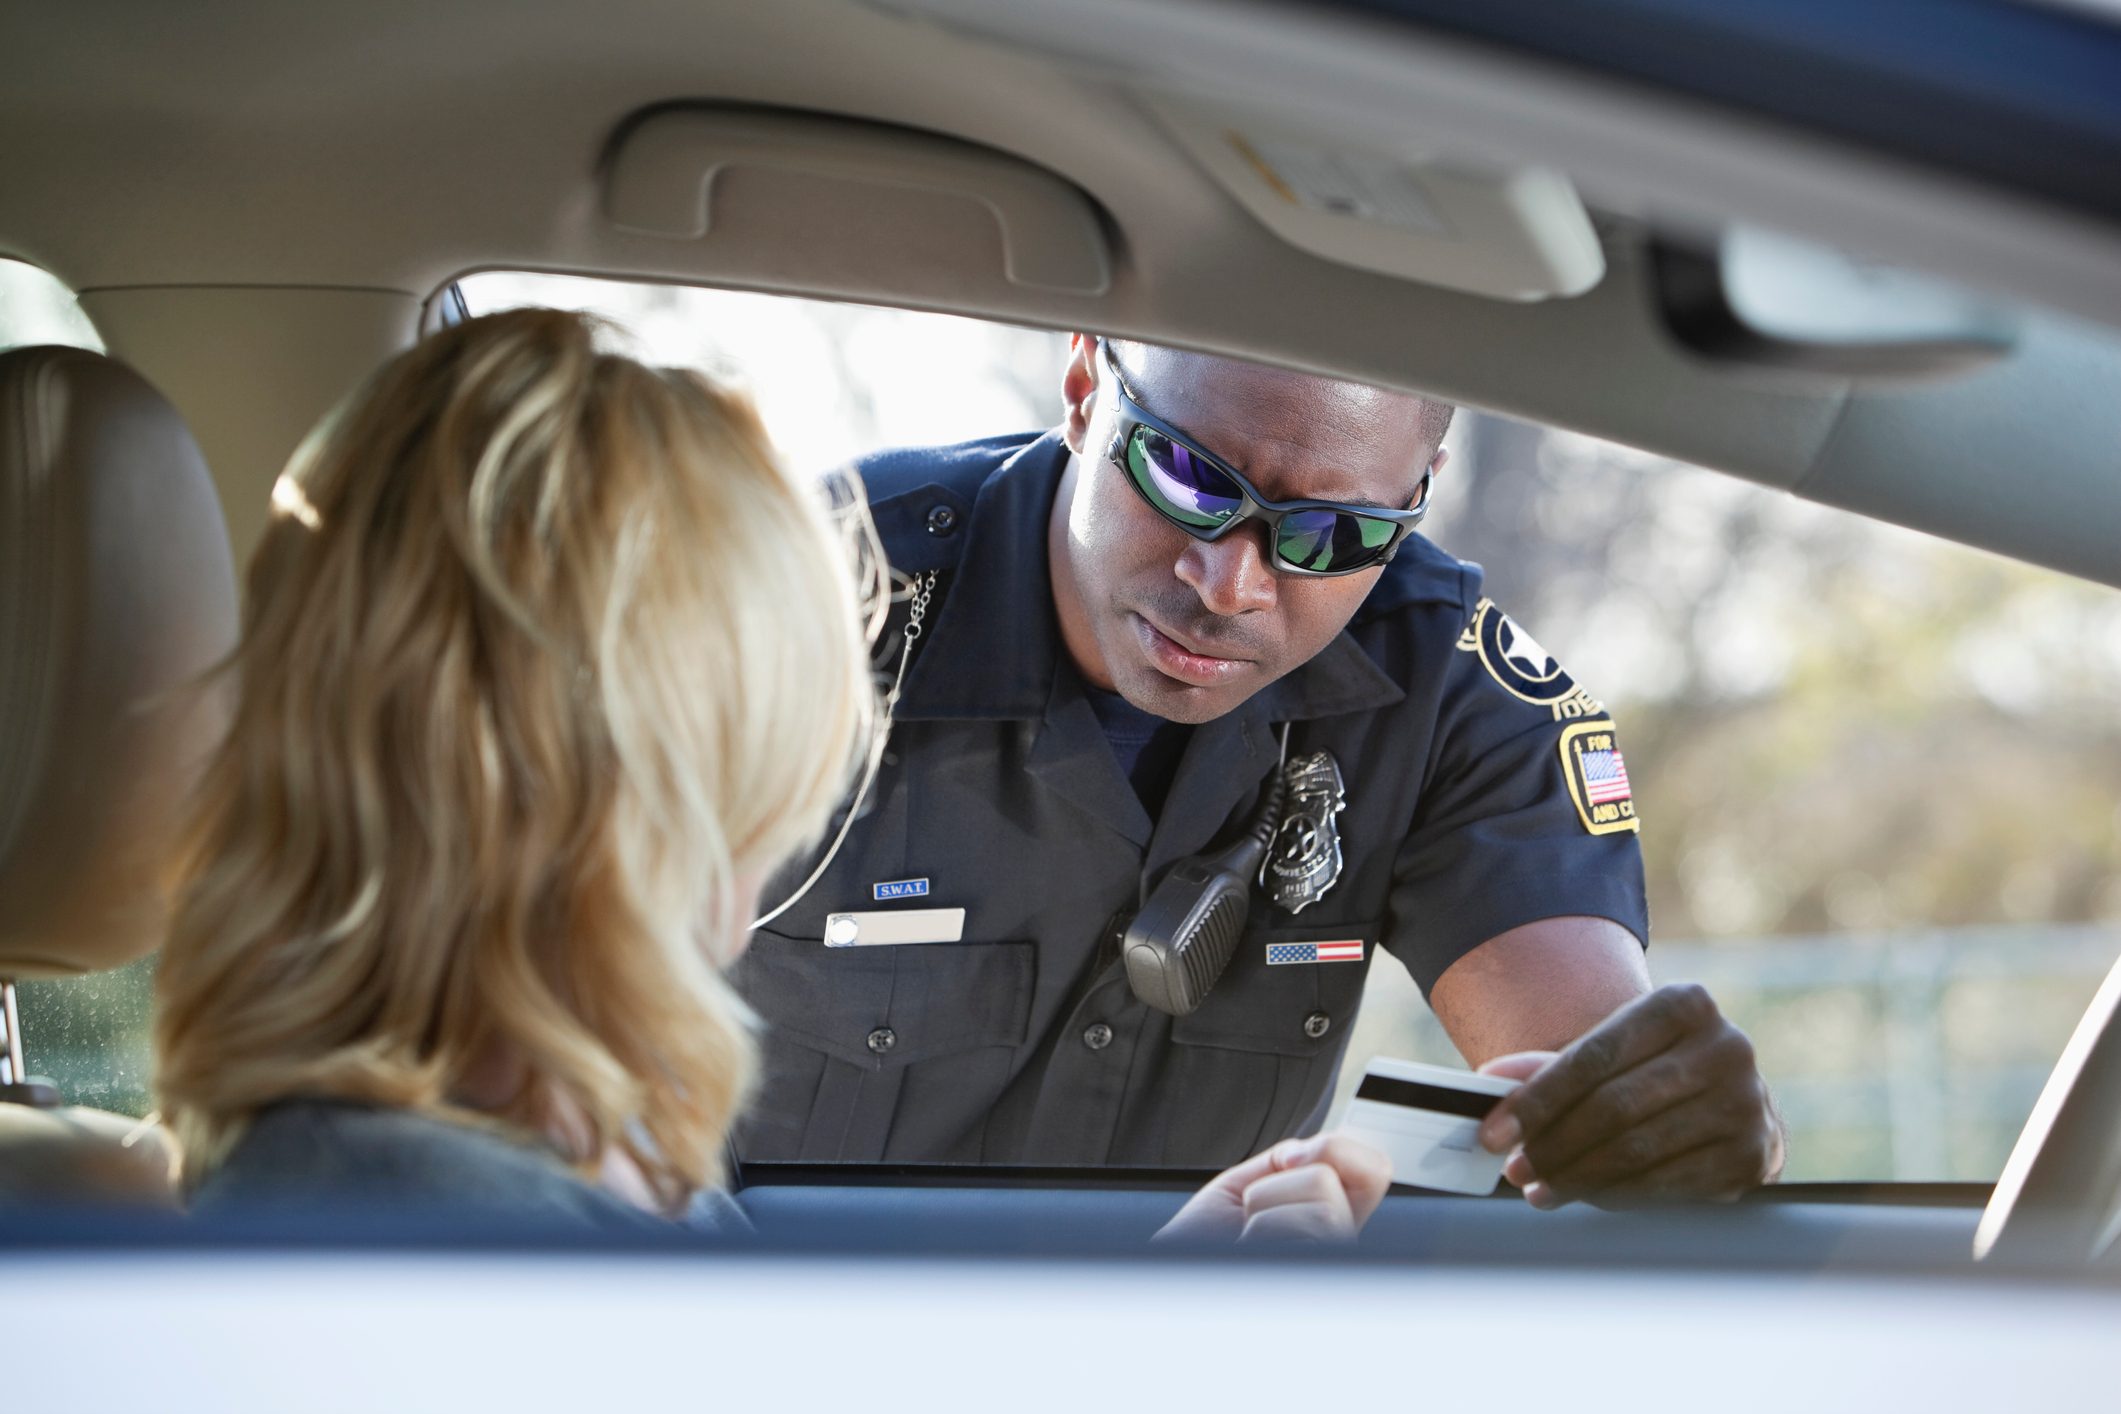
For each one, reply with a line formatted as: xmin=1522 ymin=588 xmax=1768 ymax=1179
xmin=907 ymin=569 xmax=935 ymax=633
xmin=887 ymin=569 xmax=939 ymax=704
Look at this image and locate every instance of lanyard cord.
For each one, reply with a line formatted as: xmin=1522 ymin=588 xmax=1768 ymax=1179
xmin=749 ymin=569 xmax=940 ymax=932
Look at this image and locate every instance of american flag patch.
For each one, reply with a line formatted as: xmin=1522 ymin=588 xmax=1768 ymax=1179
xmin=1581 ymin=747 xmax=1631 ymax=804
xmin=1559 ymin=721 xmax=1640 ymax=836
xmin=1266 ymin=940 xmax=1366 ymax=965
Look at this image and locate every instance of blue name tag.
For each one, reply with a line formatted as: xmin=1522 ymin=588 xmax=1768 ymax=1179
xmin=872 ymin=878 xmax=931 ymax=901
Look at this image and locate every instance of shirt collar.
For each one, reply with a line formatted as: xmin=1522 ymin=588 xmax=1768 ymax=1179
xmin=895 ymin=430 xmax=1406 ymax=724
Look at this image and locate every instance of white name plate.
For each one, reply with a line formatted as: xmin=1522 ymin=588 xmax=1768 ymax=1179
xmin=821 ymin=908 xmax=968 ymax=948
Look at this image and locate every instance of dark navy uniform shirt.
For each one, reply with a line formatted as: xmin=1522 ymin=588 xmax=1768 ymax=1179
xmin=732 ymin=431 xmax=1648 ymax=1170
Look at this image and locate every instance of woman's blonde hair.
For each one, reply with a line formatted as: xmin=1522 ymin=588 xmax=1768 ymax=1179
xmin=154 ymin=307 xmax=881 ymax=1205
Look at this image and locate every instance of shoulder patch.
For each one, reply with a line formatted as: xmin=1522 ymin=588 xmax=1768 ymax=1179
xmin=1558 ymin=721 xmax=1639 ymax=835
xmin=1456 ymin=598 xmax=1604 ymax=720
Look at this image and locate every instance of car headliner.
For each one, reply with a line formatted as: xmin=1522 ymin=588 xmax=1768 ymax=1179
xmin=1 ymin=0 xmax=2117 ymax=583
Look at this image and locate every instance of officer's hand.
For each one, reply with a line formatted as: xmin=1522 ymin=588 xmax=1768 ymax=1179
xmin=1154 ymin=1133 xmax=1393 ymax=1244
xmin=1476 ymin=983 xmax=1784 ymax=1209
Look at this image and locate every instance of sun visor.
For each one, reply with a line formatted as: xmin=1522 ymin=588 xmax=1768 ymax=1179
xmin=1141 ymin=97 xmax=1604 ymax=302
xmin=602 ymin=107 xmax=1111 ymax=297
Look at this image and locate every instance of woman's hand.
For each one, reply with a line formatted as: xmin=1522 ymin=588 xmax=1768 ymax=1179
xmin=1154 ymin=1132 xmax=1393 ymax=1244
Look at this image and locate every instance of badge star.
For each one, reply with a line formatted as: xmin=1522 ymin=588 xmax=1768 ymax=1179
xmin=1280 ymin=823 xmax=1320 ymax=862
xmin=1501 ymin=619 xmax=1553 ymax=677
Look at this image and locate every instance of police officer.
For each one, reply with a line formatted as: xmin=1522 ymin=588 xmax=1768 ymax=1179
xmin=733 ymin=335 xmax=1782 ymax=1208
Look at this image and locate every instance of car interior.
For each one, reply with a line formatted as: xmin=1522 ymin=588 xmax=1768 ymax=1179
xmin=4 ymin=0 xmax=2121 ymax=1347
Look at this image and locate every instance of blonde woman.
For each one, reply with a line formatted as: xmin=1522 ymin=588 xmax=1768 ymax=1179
xmin=153 ymin=308 xmax=1387 ymax=1239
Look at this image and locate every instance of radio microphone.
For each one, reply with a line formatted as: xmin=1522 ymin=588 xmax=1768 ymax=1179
xmin=1120 ymin=746 xmax=1287 ymax=1017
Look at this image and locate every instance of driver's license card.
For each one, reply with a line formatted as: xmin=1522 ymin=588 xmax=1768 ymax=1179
xmin=1338 ymin=1057 xmax=1520 ymax=1196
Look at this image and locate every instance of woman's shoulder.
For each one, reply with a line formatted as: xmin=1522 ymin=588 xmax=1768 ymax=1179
xmin=191 ymin=1098 xmax=670 ymax=1234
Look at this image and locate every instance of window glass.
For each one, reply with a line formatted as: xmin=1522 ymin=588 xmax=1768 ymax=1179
xmin=13 ymin=959 xmax=155 ymax=1116
xmin=1334 ymin=421 xmax=2121 ymax=1181
xmin=219 ymin=272 xmax=2108 ymax=1182
xmin=0 ymin=257 xmax=104 ymax=353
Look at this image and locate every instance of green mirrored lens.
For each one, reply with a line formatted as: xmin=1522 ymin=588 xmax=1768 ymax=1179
xmin=1277 ymin=510 xmax=1396 ymax=572
xmin=1126 ymin=427 xmax=1239 ymax=531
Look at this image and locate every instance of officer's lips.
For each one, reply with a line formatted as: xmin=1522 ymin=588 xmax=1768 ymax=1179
xmin=1132 ymin=613 xmax=1255 ymax=688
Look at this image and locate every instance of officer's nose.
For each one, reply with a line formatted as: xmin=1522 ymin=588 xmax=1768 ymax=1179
xmin=1174 ymin=524 xmax=1278 ymax=617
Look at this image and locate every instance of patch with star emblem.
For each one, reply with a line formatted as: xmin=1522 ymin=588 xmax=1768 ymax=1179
xmin=1457 ymin=598 xmax=1582 ymax=708
xmin=1558 ymin=721 xmax=1640 ymax=835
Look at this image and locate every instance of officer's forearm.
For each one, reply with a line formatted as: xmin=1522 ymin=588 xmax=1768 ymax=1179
xmin=1427 ymin=916 xmax=1651 ymax=1066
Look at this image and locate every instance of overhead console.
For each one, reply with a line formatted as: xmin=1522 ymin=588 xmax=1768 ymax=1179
xmin=1141 ymin=97 xmax=1604 ymax=302
xmin=601 ymin=105 xmax=1111 ymax=299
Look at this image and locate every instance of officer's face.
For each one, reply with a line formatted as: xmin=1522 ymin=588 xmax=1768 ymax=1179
xmin=1053 ymin=337 xmax=1446 ymax=724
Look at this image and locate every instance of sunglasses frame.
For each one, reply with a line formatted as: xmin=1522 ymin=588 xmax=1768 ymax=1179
xmin=1099 ymin=340 xmax=1433 ymax=578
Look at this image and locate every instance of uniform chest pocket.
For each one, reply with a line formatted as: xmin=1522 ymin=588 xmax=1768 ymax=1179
xmin=736 ymin=933 xmax=1034 ymax=1069
xmin=1156 ymin=918 xmax=1379 ymax=1166
xmin=1169 ymin=918 xmax=1379 ymax=1057
xmin=731 ymin=933 xmax=1035 ymax=1163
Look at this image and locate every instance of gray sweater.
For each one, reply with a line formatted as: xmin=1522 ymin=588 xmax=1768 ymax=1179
xmin=193 ymin=1098 xmax=748 ymax=1236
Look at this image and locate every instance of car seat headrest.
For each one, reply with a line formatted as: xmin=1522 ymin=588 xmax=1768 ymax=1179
xmin=0 ymin=346 xmax=238 ymax=979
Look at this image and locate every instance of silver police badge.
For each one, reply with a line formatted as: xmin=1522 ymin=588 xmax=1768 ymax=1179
xmin=1260 ymin=750 xmax=1347 ymax=914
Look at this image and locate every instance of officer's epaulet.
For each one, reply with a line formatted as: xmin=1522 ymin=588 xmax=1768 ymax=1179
xmin=1354 ymin=531 xmax=1486 ymax=624
xmin=848 ymin=431 xmax=1041 ymax=576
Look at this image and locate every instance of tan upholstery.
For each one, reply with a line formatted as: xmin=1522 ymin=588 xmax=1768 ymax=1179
xmin=0 ymin=1103 xmax=177 ymax=1209
xmin=0 ymin=345 xmax=237 ymax=980
xmin=0 ymin=345 xmax=237 ymax=1208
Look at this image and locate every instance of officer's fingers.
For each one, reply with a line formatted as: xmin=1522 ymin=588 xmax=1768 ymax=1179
xmin=1552 ymin=1135 xmax=1765 ymax=1209
xmin=1481 ymin=984 xmax=1721 ymax=1153
xmin=1239 ymin=1165 xmax=1356 ymax=1243
xmin=1523 ymin=1090 xmax=1743 ymax=1205
xmin=1310 ymin=1133 xmax=1393 ymax=1227
xmin=1511 ymin=1017 xmax=1769 ymax=1193
xmin=1510 ymin=1046 xmax=1717 ymax=1181
xmin=1475 ymin=1052 xmax=1556 ymax=1155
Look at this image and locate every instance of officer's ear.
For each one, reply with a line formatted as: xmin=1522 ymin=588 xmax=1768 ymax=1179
xmin=1061 ymin=333 xmax=1101 ymax=456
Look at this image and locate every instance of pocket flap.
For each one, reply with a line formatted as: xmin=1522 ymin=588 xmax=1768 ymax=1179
xmin=1169 ymin=919 xmax=1378 ymax=1058
xmin=734 ymin=933 xmax=1034 ymax=1070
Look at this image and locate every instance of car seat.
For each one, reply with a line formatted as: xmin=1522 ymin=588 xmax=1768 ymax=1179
xmin=0 ymin=344 xmax=239 ymax=1205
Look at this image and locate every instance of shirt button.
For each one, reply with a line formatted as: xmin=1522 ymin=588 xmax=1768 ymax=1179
xmin=1303 ymin=1011 xmax=1332 ymax=1040
xmin=925 ymin=504 xmax=959 ymax=536
xmin=1082 ymin=1022 xmax=1114 ymax=1051
xmin=866 ymin=1027 xmax=897 ymax=1056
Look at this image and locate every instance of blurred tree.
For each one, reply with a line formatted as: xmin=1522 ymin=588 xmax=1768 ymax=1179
xmin=1423 ymin=414 xmax=2121 ymax=944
